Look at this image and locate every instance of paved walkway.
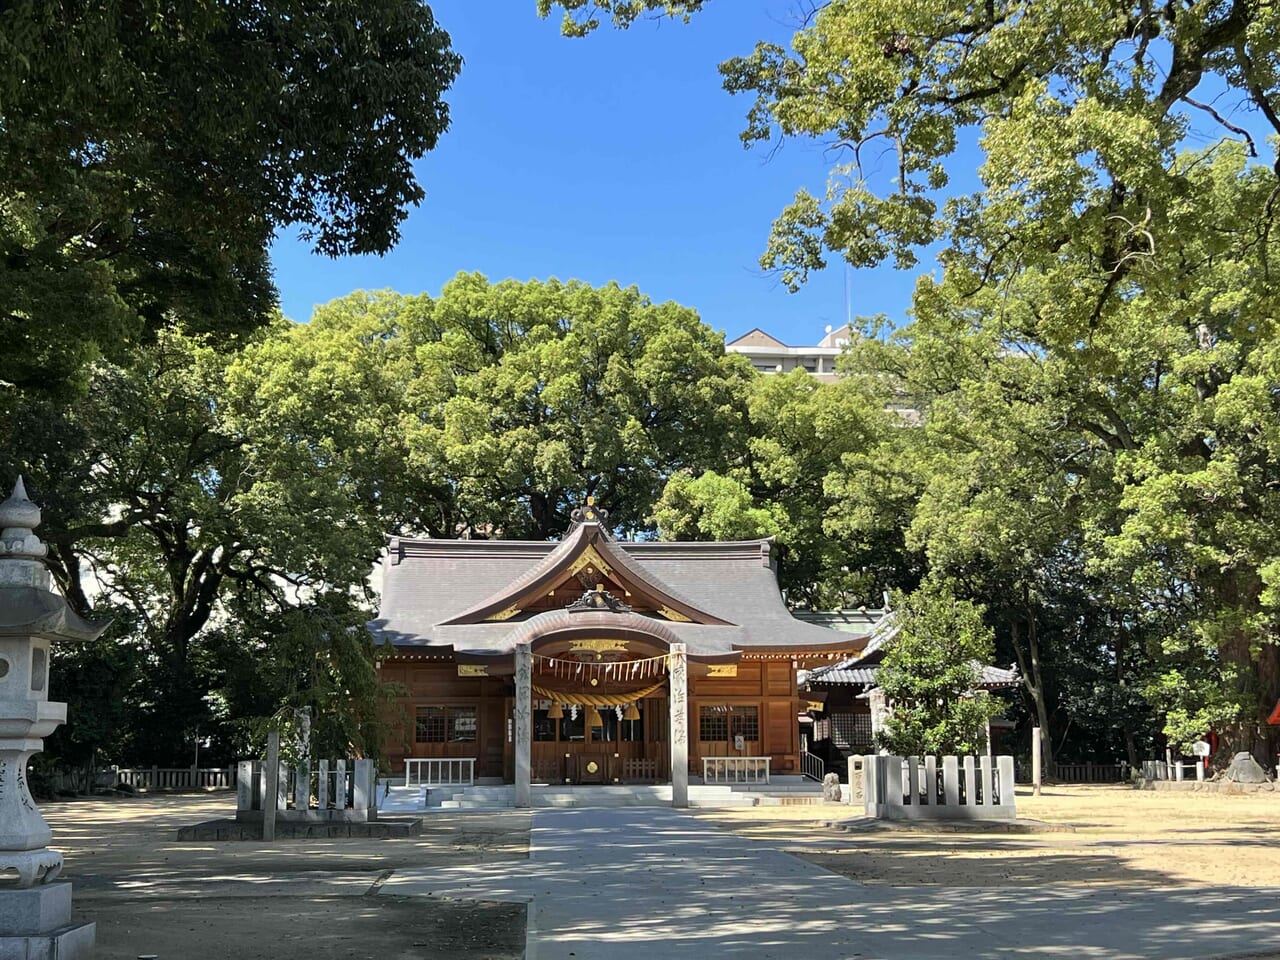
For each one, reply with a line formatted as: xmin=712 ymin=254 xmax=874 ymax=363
xmin=383 ymin=807 xmax=1280 ymax=960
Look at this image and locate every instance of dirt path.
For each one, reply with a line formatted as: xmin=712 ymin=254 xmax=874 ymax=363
xmin=44 ymin=793 xmax=531 ymax=960
xmin=699 ymin=784 xmax=1280 ymax=888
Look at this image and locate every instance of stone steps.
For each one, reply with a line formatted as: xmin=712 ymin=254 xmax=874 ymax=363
xmin=377 ymin=777 xmax=825 ymax=812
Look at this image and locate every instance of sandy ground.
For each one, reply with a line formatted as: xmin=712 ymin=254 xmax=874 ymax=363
xmin=698 ymin=784 xmax=1280 ymax=888
xmin=35 ymin=785 xmax=1280 ymax=958
xmin=42 ymin=794 xmax=531 ymax=960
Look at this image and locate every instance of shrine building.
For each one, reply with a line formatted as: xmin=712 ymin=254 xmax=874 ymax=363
xmin=369 ymin=501 xmax=861 ymax=802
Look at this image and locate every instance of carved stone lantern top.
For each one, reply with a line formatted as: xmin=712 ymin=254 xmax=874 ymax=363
xmin=0 ymin=478 xmax=105 ymax=643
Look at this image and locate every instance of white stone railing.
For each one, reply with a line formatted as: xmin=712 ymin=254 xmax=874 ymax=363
xmin=405 ymin=757 xmax=476 ymax=787
xmin=862 ymin=754 xmax=1016 ymax=820
xmin=702 ymin=756 xmax=770 ymax=784
xmin=236 ymin=758 xmax=377 ymax=822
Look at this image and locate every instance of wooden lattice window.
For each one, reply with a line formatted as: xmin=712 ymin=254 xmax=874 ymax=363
xmin=415 ymin=705 xmax=477 ymax=743
xmin=699 ymin=705 xmax=758 ymax=742
xmin=831 ymin=713 xmax=872 ymax=749
xmin=730 ymin=706 xmax=759 ymax=741
xmin=699 ymin=706 xmax=728 ymax=742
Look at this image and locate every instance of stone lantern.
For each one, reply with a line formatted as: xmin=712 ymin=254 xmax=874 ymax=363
xmin=0 ymin=477 xmax=103 ymax=957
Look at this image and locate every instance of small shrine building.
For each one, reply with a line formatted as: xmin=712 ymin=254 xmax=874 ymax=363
xmin=369 ymin=502 xmax=861 ymax=800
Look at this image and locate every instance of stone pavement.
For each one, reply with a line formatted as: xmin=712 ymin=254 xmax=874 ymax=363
xmin=383 ymin=806 xmax=1280 ymax=960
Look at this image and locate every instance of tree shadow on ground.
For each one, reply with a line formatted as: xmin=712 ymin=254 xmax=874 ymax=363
xmin=78 ymin=894 xmax=524 ymax=960
xmin=382 ymin=808 xmax=1280 ymax=959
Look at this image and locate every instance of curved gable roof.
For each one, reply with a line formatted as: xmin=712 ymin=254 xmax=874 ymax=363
xmin=371 ymin=530 xmax=863 ymax=659
xmin=439 ymin=522 xmax=728 ymax=626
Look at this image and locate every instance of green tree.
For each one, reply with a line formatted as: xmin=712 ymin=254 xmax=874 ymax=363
xmin=652 ymin=367 xmax=905 ymax=606
xmin=876 ymin=583 xmax=1004 ymax=757
xmin=548 ymin=0 xmax=1280 ymax=762
xmin=406 ymin=272 xmax=752 ymax=539
xmin=8 ymin=315 xmax=430 ymax=764
xmin=1 ymin=0 xmax=461 ymax=399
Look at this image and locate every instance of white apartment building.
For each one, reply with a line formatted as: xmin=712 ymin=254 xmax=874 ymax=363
xmin=725 ymin=325 xmax=851 ymax=382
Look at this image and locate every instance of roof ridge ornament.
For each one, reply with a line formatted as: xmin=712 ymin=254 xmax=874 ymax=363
xmin=566 ymin=586 xmax=633 ymax=614
xmin=569 ymin=495 xmax=609 ymax=531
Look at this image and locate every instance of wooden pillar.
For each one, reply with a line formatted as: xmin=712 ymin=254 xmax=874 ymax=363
xmin=515 ymin=642 xmax=532 ymax=808
xmin=669 ymin=643 xmax=688 ymax=808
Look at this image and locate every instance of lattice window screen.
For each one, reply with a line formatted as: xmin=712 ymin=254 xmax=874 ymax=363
xmin=831 ymin=713 xmax=873 ymax=749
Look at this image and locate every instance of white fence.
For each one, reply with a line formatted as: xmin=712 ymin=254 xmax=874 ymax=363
xmin=236 ymin=758 xmax=377 ymax=823
xmin=405 ymin=758 xmax=475 ymax=787
xmin=860 ymin=754 xmax=1016 ymax=821
xmin=702 ymin=756 xmax=771 ymax=784
xmin=1142 ymin=759 xmax=1205 ymax=782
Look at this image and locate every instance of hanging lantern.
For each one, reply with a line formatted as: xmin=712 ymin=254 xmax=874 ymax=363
xmin=623 ymin=701 xmax=640 ymax=722
xmin=584 ymin=704 xmax=602 ymax=727
xmin=547 ymin=702 xmax=564 ymax=720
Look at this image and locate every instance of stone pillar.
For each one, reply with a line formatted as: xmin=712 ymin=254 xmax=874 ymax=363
xmin=514 ymin=642 xmax=532 ymax=808
xmin=868 ymin=688 xmax=889 ymax=750
xmin=668 ymin=643 xmax=688 ymax=808
xmin=0 ymin=478 xmax=102 ymax=958
xmin=1032 ymin=726 xmax=1042 ymax=796
xmin=263 ymin=730 xmax=280 ymax=841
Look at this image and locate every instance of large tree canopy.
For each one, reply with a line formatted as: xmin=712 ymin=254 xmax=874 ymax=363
xmin=16 ymin=274 xmax=756 ymax=767
xmin=404 ymin=272 xmax=752 ymax=539
xmin=544 ymin=0 xmax=1280 ymax=762
xmin=1 ymin=0 xmax=460 ymax=398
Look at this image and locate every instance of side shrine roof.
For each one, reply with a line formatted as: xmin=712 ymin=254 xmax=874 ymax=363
xmin=801 ymin=614 xmax=1019 ymax=690
xmin=369 ymin=521 xmax=862 ymax=660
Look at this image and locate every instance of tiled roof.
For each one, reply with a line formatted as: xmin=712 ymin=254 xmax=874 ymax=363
xmin=370 ymin=527 xmax=864 ymax=659
xmin=806 ymin=658 xmax=1021 ymax=690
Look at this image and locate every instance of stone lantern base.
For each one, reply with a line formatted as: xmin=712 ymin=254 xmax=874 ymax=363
xmin=0 ymin=881 xmax=94 ymax=959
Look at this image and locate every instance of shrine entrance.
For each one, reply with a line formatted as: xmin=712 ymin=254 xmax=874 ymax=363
xmin=506 ymin=627 xmax=681 ymax=787
xmin=520 ymin=648 xmax=671 ymax=784
xmin=527 ymin=689 xmax=671 ymax=784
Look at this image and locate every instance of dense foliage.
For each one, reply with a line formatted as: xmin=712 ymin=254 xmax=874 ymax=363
xmin=541 ymin=0 xmax=1280 ymax=768
xmin=0 ymin=0 xmax=460 ymax=400
xmin=21 ymin=275 xmax=758 ymax=769
xmin=14 ymin=0 xmax=1280 ymax=777
xmin=875 ymin=585 xmax=1004 ymax=758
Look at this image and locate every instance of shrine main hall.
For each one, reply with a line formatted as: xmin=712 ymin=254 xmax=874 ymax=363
xmin=369 ymin=502 xmax=862 ymax=804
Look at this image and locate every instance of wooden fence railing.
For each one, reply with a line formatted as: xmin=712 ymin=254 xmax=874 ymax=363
xmin=47 ymin=766 xmax=239 ymax=793
xmin=1050 ymin=761 xmax=1129 ymax=783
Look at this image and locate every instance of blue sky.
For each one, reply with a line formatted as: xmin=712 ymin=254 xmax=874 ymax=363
xmin=268 ymin=2 xmax=937 ymax=346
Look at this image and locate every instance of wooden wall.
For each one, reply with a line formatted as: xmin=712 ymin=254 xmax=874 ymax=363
xmin=377 ymin=659 xmax=512 ymax=779
xmin=379 ymin=656 xmax=802 ymax=780
xmin=689 ymin=660 xmax=799 ymax=774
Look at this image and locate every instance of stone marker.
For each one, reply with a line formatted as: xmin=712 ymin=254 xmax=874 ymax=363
xmin=0 ymin=477 xmax=104 ymax=958
xmin=822 ymin=772 xmax=841 ymax=803
xmin=1226 ymin=751 xmax=1268 ymax=784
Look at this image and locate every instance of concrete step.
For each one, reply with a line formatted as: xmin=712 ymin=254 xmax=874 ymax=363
xmin=377 ymin=784 xmax=427 ymax=813
xmin=431 ymin=783 xmax=766 ymax=810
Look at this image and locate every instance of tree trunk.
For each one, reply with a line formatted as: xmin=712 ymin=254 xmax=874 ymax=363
xmin=1010 ymin=603 xmax=1054 ymax=770
xmin=1217 ymin=571 xmax=1277 ymax=765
